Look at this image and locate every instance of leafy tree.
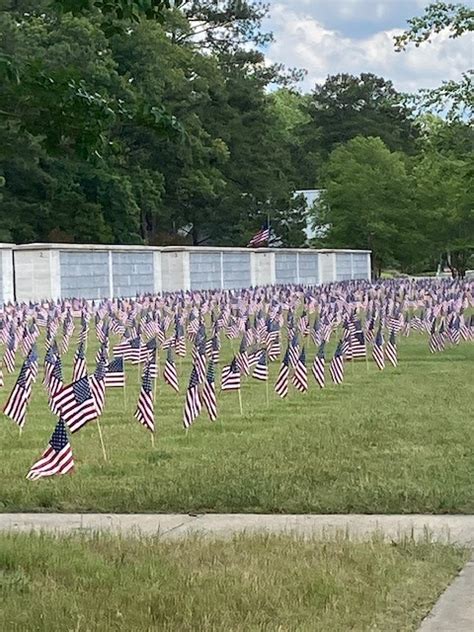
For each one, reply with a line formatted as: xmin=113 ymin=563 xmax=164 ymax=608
xmin=314 ymin=136 xmax=420 ymax=277
xmin=299 ymin=73 xmax=419 ymax=186
xmin=395 ymin=2 xmax=473 ymax=121
xmin=412 ymin=118 xmax=473 ymax=277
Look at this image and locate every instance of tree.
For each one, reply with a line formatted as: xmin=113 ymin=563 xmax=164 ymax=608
xmin=395 ymin=2 xmax=474 ymax=121
xmin=412 ymin=118 xmax=473 ymax=277
xmin=299 ymin=73 xmax=419 ymax=186
xmin=314 ymin=136 xmax=420 ymax=277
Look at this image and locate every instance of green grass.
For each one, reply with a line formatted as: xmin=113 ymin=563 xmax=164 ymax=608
xmin=0 ymin=332 xmax=473 ymax=513
xmin=0 ymin=532 xmax=468 ymax=631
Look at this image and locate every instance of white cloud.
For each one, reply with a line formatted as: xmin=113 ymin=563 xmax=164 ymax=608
xmin=266 ymin=3 xmax=472 ymax=94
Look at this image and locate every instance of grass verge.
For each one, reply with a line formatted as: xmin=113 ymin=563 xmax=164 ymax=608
xmin=0 ymin=532 xmax=468 ymax=631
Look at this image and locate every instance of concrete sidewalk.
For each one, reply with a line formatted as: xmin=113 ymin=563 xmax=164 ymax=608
xmin=1 ymin=513 xmax=474 ymax=544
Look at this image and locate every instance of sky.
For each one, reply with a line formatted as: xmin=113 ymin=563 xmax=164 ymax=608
xmin=263 ymin=0 xmax=472 ymax=93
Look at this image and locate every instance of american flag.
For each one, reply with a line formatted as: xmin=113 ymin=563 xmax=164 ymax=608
xmin=48 ymin=356 xmax=64 ymax=416
xmin=236 ymin=337 xmax=250 ymax=375
xmin=247 ymin=222 xmax=270 ymax=247
xmin=312 ymin=341 xmax=325 ymax=388
xmin=52 ymin=376 xmax=97 ymax=434
xmin=0 ymin=363 xmax=4 ymax=388
xmin=163 ymin=347 xmax=179 ymax=392
xmin=210 ymin=334 xmax=220 ymax=363
xmin=252 ymin=350 xmax=268 ymax=381
xmin=3 ymin=356 xmax=35 ymax=428
xmin=385 ymin=329 xmax=398 ymax=367
xmin=449 ymin=316 xmax=461 ymax=345
xmin=298 ymin=310 xmax=310 ymax=336
xmin=90 ymin=358 xmax=107 ymax=416
xmin=202 ymin=361 xmax=218 ymax=421
xmin=372 ymin=328 xmax=385 ymax=370
xmin=134 ymin=363 xmax=155 ymax=433
xmin=288 ymin=333 xmax=300 ymax=368
xmin=274 ymin=348 xmax=290 ymax=398
xmin=72 ymin=342 xmax=87 ymax=382
xmin=329 ymin=340 xmax=345 ymax=385
xmin=291 ymin=347 xmax=308 ymax=393
xmin=221 ymin=357 xmax=241 ymax=391
xmin=127 ymin=336 xmax=148 ymax=364
xmin=26 ymin=419 xmax=74 ymax=481
xmin=183 ymin=366 xmax=202 ymax=429
xmin=147 ymin=346 xmax=159 ymax=380
xmin=3 ymin=334 xmax=16 ymax=373
xmin=429 ymin=320 xmax=441 ymax=353
xmin=194 ymin=341 xmax=207 ymax=383
xmin=351 ymin=322 xmax=366 ymax=359
xmin=105 ymin=356 xmax=125 ymax=387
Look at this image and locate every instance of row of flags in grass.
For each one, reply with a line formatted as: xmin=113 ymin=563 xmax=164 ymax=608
xmin=0 ymin=278 xmax=472 ymax=479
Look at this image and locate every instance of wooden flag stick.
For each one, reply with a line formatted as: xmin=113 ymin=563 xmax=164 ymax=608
xmin=265 ymin=378 xmax=270 ymax=406
xmin=151 ymin=432 xmax=155 ymax=448
xmin=238 ymin=389 xmax=243 ymax=416
xmin=96 ymin=418 xmax=107 ymax=462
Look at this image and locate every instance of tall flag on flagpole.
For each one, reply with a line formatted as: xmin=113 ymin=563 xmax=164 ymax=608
xmin=183 ymin=366 xmax=202 ymax=429
xmin=372 ymin=327 xmax=385 ymax=370
xmin=385 ymin=329 xmax=398 ymax=367
xmin=26 ymin=419 xmax=74 ymax=481
xmin=202 ymin=361 xmax=218 ymax=421
xmin=247 ymin=221 xmax=270 ymax=247
xmin=329 ymin=340 xmax=345 ymax=385
xmin=312 ymin=341 xmax=325 ymax=388
xmin=134 ymin=362 xmax=155 ymax=433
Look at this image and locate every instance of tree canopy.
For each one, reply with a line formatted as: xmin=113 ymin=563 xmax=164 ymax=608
xmin=0 ymin=1 xmax=471 ymax=276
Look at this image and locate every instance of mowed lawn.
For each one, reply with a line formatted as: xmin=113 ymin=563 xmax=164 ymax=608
xmin=0 ymin=532 xmax=468 ymax=631
xmin=0 ymin=331 xmax=473 ymax=513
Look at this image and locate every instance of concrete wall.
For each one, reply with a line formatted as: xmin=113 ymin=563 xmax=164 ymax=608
xmin=10 ymin=244 xmax=371 ymax=300
xmin=0 ymin=245 xmax=14 ymax=305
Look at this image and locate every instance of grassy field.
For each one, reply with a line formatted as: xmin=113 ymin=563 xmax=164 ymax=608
xmin=0 ymin=332 xmax=473 ymax=513
xmin=0 ymin=532 xmax=468 ymax=631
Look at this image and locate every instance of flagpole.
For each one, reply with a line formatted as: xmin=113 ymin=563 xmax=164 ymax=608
xmin=96 ymin=418 xmax=107 ymax=462
xmin=238 ymin=389 xmax=243 ymax=416
xmin=265 ymin=378 xmax=269 ymax=406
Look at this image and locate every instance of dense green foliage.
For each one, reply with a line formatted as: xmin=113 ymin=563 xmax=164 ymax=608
xmin=0 ymin=1 xmax=472 ymax=273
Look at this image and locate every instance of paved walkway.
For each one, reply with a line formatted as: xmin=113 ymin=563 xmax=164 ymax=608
xmin=2 ymin=513 xmax=472 ymax=631
xmin=1 ymin=512 xmax=474 ymax=544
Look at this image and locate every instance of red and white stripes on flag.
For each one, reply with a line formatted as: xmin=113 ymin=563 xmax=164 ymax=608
xmin=274 ymin=349 xmax=290 ymax=398
xmin=311 ymin=342 xmax=325 ymax=389
xmin=134 ymin=363 xmax=155 ymax=433
xmin=52 ymin=376 xmax=97 ymax=434
xmin=202 ymin=361 xmax=218 ymax=421
xmin=291 ymin=348 xmax=308 ymax=393
xmin=163 ymin=349 xmax=179 ymax=393
xmin=26 ymin=419 xmax=74 ymax=480
xmin=385 ymin=330 xmax=398 ymax=367
xmin=183 ymin=366 xmax=202 ymax=429
xmin=372 ymin=329 xmax=385 ymax=371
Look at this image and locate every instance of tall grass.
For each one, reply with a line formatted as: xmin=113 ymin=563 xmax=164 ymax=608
xmin=0 ymin=532 xmax=468 ymax=631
